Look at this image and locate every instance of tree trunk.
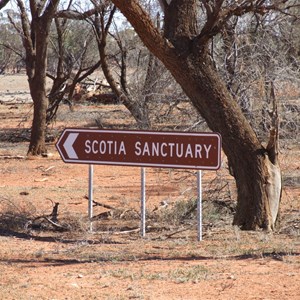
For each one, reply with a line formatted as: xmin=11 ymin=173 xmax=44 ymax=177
xmin=28 ymin=67 xmax=48 ymax=155
xmin=28 ymin=88 xmax=48 ymax=155
xmin=94 ymin=11 xmax=150 ymax=129
xmin=16 ymin=0 xmax=59 ymax=155
xmin=100 ymin=33 xmax=150 ymax=129
xmin=27 ymin=18 xmax=51 ymax=155
xmin=171 ymin=51 xmax=281 ymax=230
xmin=112 ymin=0 xmax=282 ymax=230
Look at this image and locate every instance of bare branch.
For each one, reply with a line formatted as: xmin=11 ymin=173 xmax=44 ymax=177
xmin=111 ymin=0 xmax=176 ymax=66
xmin=105 ymin=5 xmax=116 ymax=34
xmin=55 ymin=7 xmax=102 ymax=20
xmin=0 ymin=43 xmax=23 ymax=58
xmin=15 ymin=0 xmax=35 ymax=61
xmin=0 ymin=0 xmax=10 ymax=10
xmin=195 ymin=0 xmax=300 ymax=46
xmin=199 ymin=0 xmax=225 ymax=38
xmin=7 ymin=12 xmax=23 ymax=35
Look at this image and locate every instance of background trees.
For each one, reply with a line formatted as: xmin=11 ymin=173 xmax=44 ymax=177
xmin=213 ymin=6 xmax=300 ymax=141
xmin=90 ymin=3 xmax=183 ymax=129
xmin=0 ymin=0 xmax=185 ymax=147
xmin=46 ymin=17 xmax=101 ymax=122
xmin=0 ymin=1 xmax=101 ymax=154
xmin=2 ymin=0 xmax=61 ymax=155
xmin=0 ymin=9 xmax=24 ymax=74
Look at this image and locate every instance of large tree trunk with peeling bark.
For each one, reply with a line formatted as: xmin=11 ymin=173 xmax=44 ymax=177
xmin=166 ymin=48 xmax=281 ymax=230
xmin=112 ymin=0 xmax=282 ymax=230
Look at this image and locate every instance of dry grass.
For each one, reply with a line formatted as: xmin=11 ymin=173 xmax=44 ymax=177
xmin=0 ymin=86 xmax=299 ymax=299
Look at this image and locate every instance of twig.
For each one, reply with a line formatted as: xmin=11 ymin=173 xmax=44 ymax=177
xmin=92 ymin=199 xmax=115 ymax=210
xmin=161 ymin=225 xmax=194 ymax=239
xmin=0 ymin=155 xmax=26 ymax=160
xmin=112 ymin=227 xmax=140 ymax=235
xmin=44 ymin=217 xmax=68 ymax=230
xmin=44 ymin=166 xmax=55 ymax=172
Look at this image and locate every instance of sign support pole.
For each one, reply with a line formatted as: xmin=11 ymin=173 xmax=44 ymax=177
xmin=56 ymin=129 xmax=221 ymax=241
xmin=141 ymin=167 xmax=146 ymax=237
xmin=88 ymin=164 xmax=94 ymax=232
xmin=197 ymin=170 xmax=203 ymax=241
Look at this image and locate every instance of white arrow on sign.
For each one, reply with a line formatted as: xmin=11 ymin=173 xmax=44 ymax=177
xmin=63 ymin=133 xmax=79 ymax=159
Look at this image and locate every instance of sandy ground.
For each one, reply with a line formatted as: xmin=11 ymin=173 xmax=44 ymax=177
xmin=0 ymin=75 xmax=299 ymax=300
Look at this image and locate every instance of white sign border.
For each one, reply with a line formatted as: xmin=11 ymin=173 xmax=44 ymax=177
xmin=56 ymin=128 xmax=222 ymax=170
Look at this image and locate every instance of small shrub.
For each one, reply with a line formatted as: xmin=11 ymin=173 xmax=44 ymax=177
xmin=156 ymin=197 xmax=234 ymax=227
xmin=0 ymin=201 xmax=33 ymax=232
xmin=159 ymin=198 xmax=197 ymax=225
xmin=169 ymin=265 xmax=210 ymax=283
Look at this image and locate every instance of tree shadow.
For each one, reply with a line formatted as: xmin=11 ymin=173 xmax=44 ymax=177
xmin=0 ymin=258 xmax=84 ymax=267
xmin=0 ymin=228 xmax=124 ymax=245
xmin=1 ymin=251 xmax=299 ymax=268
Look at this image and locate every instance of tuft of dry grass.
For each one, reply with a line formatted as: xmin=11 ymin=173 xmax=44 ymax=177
xmin=0 ymin=197 xmax=34 ymax=232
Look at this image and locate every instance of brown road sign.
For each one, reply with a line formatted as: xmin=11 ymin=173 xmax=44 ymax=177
xmin=56 ymin=128 xmax=221 ymax=170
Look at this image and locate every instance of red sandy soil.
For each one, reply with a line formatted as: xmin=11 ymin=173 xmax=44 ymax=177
xmin=0 ymin=75 xmax=299 ymax=300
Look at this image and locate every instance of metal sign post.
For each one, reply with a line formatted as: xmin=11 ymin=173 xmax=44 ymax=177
xmin=141 ymin=167 xmax=146 ymax=237
xmin=197 ymin=170 xmax=203 ymax=241
xmin=88 ymin=164 xmax=94 ymax=232
xmin=56 ymin=128 xmax=222 ymax=241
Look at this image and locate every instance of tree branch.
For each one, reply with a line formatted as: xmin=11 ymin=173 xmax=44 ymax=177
xmin=0 ymin=0 xmax=10 ymax=10
xmin=35 ymin=0 xmax=60 ymax=21
xmin=15 ymin=0 xmax=35 ymax=66
xmin=105 ymin=5 xmax=116 ymax=34
xmin=55 ymin=7 xmax=102 ymax=20
xmin=0 ymin=43 xmax=24 ymax=58
xmin=198 ymin=0 xmax=224 ymax=42
xmin=194 ymin=0 xmax=299 ymax=47
xmin=111 ymin=0 xmax=176 ymax=66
